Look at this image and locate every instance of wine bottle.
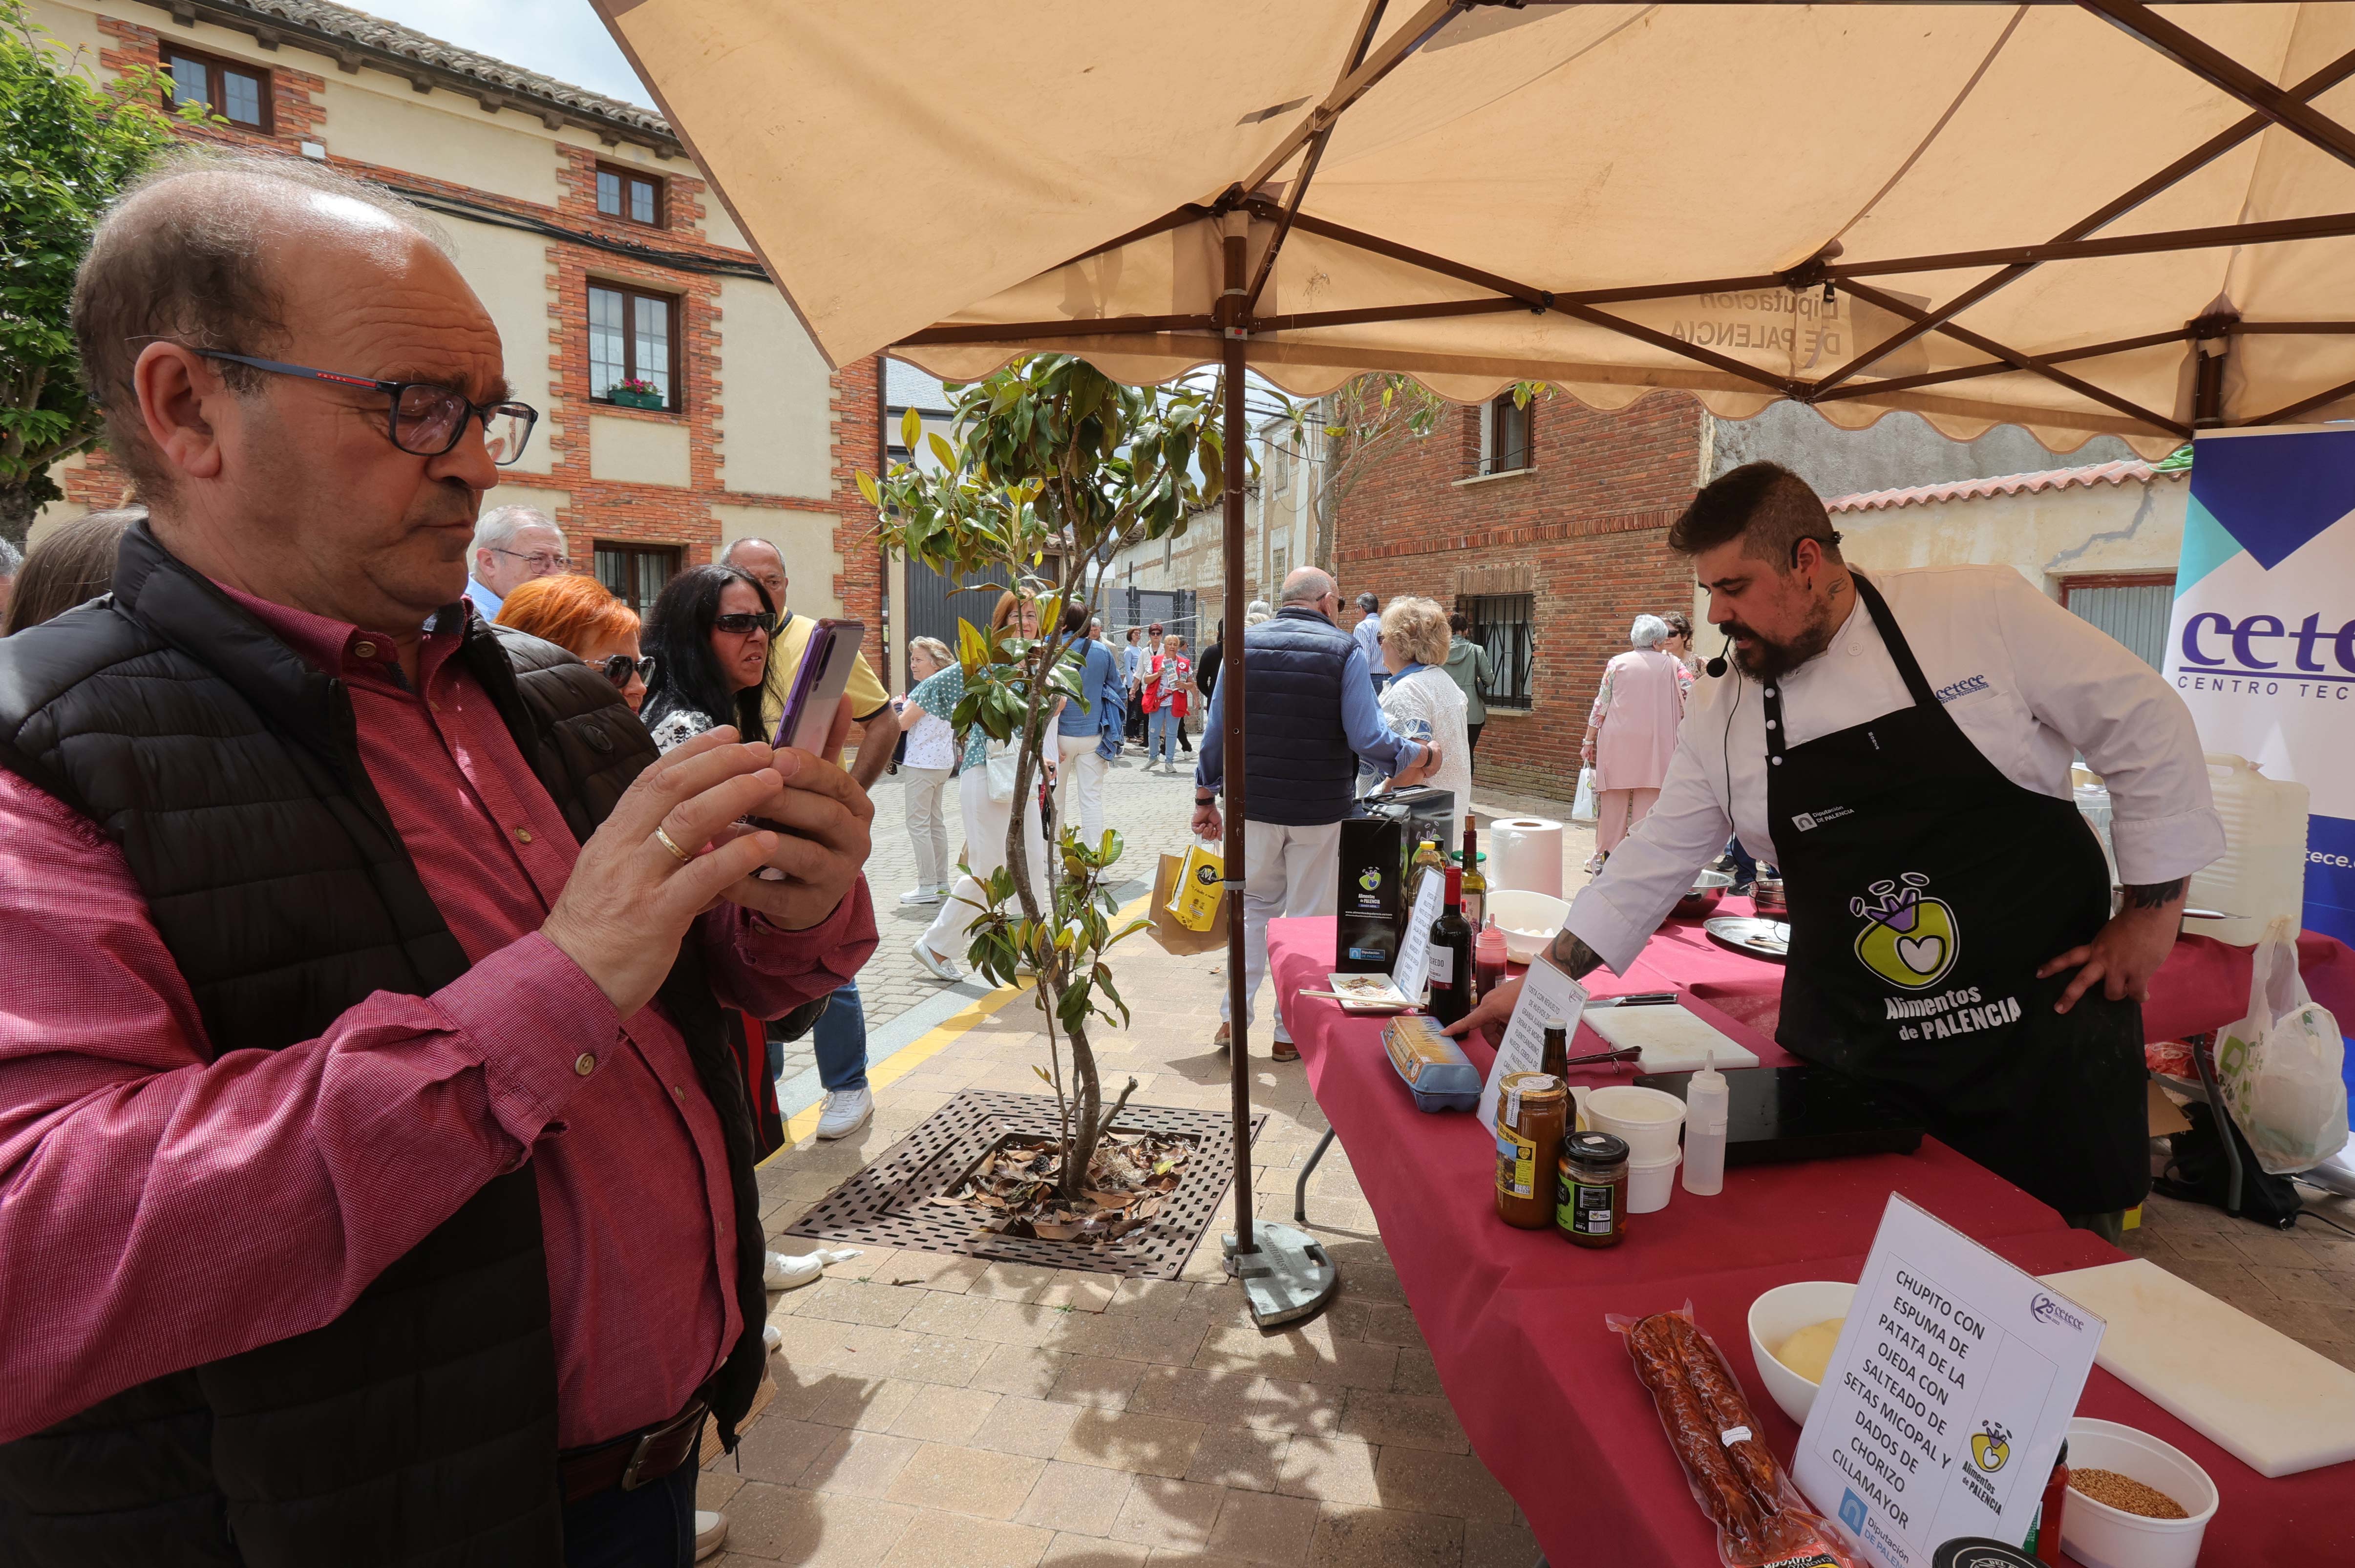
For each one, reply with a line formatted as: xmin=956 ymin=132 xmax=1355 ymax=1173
xmin=1428 ymin=866 xmax=1475 ymax=1026
xmin=1460 ymin=820 xmax=1487 ymax=930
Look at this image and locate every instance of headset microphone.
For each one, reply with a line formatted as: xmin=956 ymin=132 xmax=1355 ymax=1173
xmin=1704 ymin=633 xmax=1732 ymax=679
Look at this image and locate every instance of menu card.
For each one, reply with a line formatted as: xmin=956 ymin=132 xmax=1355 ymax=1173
xmin=1794 ymin=1195 xmax=2104 ymax=1568
xmin=1476 ymin=954 xmax=1588 ymax=1130
xmin=1389 ymin=865 xmax=1446 ymax=1002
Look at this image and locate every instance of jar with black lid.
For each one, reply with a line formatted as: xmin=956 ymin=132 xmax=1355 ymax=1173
xmin=1555 ymin=1130 xmax=1629 ymax=1248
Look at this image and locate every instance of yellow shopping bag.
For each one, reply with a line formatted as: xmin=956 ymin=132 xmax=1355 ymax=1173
xmin=1166 ymin=840 xmax=1225 ymax=932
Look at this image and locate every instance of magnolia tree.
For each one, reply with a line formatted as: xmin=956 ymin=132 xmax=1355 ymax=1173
xmin=860 ymin=356 xmax=1237 ymax=1207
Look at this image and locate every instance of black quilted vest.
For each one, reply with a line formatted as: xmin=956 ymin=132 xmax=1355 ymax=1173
xmin=1238 ymin=608 xmax=1359 ymax=826
xmin=0 ymin=527 xmax=769 ymax=1567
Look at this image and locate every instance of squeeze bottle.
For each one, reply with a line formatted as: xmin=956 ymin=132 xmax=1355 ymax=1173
xmin=1682 ymin=1053 xmax=1729 ymax=1197
xmin=1473 ymin=916 xmax=1508 ymax=1003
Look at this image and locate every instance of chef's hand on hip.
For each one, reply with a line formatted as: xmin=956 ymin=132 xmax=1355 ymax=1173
xmin=1442 ymin=973 xmax=1520 ymax=1045
xmin=2037 ymin=887 xmax=2185 ymax=1014
xmin=544 ymin=727 xmax=786 ymax=1017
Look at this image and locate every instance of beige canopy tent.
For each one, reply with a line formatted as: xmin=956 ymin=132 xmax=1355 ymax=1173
xmin=594 ymin=0 xmax=2355 ymax=449
xmin=592 ymin=0 xmax=2355 ymax=1309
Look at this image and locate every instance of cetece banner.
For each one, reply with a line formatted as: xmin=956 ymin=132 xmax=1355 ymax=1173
xmin=2165 ymin=426 xmax=2355 ymax=947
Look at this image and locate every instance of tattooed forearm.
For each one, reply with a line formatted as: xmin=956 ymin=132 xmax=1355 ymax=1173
xmin=2122 ymin=878 xmax=2187 ymax=911
xmin=1545 ymin=928 xmax=1605 ymax=979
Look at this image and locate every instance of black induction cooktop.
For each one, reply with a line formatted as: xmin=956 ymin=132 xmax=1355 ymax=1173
xmin=1634 ymin=1063 xmax=1924 ymax=1165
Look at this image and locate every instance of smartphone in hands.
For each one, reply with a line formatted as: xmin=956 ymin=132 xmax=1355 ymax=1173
xmin=771 ymin=619 xmax=864 ymax=765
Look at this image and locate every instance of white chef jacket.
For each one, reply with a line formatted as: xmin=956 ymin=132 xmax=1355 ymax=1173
xmin=1567 ymin=565 xmax=2226 ymax=975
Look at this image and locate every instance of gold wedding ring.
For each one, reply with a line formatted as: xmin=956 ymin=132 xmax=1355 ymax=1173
xmin=653 ymin=825 xmax=694 ymax=864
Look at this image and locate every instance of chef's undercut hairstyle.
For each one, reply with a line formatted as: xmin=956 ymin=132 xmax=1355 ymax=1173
xmin=71 ymin=147 xmax=448 ymax=500
xmin=471 ymin=505 xmax=564 ymax=562
xmin=1668 ymin=461 xmax=1844 ymax=571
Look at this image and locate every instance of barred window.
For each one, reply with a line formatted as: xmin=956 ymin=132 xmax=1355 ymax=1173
xmin=1463 ymin=592 xmax=1534 ymax=708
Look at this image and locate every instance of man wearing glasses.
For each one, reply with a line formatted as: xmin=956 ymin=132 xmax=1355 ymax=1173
xmin=0 ymin=151 xmax=876 ymax=1568
xmin=465 ymin=503 xmax=572 ymax=621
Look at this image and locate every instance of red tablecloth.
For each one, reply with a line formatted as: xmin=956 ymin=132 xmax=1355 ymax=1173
xmin=1267 ymin=911 xmax=2355 ymax=1567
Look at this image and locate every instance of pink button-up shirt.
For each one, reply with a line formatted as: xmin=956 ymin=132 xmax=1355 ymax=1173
xmin=0 ymin=592 xmax=874 ymax=1447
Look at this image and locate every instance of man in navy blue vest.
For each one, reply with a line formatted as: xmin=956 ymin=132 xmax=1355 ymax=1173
xmin=1192 ymin=569 xmax=1439 ymax=1060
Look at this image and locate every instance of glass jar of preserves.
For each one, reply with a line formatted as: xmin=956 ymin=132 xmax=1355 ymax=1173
xmin=1494 ymin=1071 xmax=1568 ymax=1229
xmin=1556 ymin=1130 xmax=1630 ymax=1247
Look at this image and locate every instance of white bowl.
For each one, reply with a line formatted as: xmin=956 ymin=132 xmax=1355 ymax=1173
xmin=1745 ymin=1280 xmax=1857 ymax=1426
xmin=2058 ymin=1417 xmax=2217 ymax=1568
xmin=1575 ymin=1084 xmax=1687 ymax=1161
xmin=1627 ymin=1151 xmax=1679 ymax=1214
xmin=1489 ymin=888 xmax=1569 ymax=964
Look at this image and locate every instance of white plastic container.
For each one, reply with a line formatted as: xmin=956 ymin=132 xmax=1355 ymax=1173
xmin=2188 ymin=755 xmax=2310 ymax=946
xmin=1682 ymin=1058 xmax=1729 ymax=1196
xmin=1626 ymin=1151 xmax=1679 ymax=1214
xmin=1488 ymin=888 xmax=1569 ymax=964
xmin=1574 ymin=1084 xmax=1686 ymax=1161
xmin=2058 ymin=1417 xmax=2218 ymax=1568
xmin=1745 ymin=1280 xmax=1857 ymax=1425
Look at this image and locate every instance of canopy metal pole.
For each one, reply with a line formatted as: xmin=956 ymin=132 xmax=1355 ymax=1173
xmin=1219 ymin=212 xmax=1256 ymax=1261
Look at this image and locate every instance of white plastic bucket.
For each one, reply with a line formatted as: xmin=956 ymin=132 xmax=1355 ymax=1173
xmin=2057 ymin=1417 xmax=2218 ymax=1568
xmin=1626 ymin=1151 xmax=1680 ymax=1214
xmin=1574 ymin=1084 xmax=1686 ymax=1161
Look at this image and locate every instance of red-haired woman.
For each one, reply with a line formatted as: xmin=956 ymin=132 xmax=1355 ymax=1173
xmin=494 ymin=572 xmax=652 ymax=714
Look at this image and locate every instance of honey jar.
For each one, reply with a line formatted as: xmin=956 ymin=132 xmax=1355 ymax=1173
xmin=1494 ymin=1071 xmax=1568 ymax=1229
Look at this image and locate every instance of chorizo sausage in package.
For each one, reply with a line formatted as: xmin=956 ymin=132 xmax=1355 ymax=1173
xmin=1607 ymin=1304 xmax=1857 ymax=1568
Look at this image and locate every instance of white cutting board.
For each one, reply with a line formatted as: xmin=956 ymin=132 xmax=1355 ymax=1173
xmin=1584 ymin=1004 xmax=1760 ymax=1073
xmin=2039 ymin=1257 xmax=2355 ymax=1478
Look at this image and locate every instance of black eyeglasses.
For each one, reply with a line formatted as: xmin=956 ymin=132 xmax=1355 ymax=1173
xmin=599 ymin=654 xmax=655 ymax=687
xmin=712 ymin=613 xmax=775 ymax=636
xmin=196 ymin=351 xmax=538 ymax=466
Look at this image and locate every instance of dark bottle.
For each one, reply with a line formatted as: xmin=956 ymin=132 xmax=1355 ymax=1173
xmin=1428 ymin=866 xmax=1476 ymax=1026
xmin=1540 ymin=1017 xmax=1569 ymax=1080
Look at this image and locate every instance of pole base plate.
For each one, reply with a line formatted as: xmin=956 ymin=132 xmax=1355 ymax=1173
xmin=1222 ymin=1222 xmax=1339 ymax=1328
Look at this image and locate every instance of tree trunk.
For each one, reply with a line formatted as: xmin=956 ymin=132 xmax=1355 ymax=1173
xmin=0 ymin=481 xmax=44 ymax=550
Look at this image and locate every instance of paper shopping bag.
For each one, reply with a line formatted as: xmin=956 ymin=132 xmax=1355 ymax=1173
xmin=1151 ymin=846 xmax=1228 ymax=955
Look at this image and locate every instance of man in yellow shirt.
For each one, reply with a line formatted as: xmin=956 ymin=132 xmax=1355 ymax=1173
xmin=721 ymin=537 xmax=892 ymax=1138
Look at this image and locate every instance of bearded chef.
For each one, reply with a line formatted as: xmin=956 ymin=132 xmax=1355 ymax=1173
xmin=1448 ymin=463 xmax=2224 ymax=1241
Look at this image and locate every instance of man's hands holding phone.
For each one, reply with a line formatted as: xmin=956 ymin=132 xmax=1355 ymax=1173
xmin=543 ymin=721 xmax=872 ymax=1017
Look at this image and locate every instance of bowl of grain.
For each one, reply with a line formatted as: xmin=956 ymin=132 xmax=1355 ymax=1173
xmin=2058 ymin=1417 xmax=2217 ymax=1568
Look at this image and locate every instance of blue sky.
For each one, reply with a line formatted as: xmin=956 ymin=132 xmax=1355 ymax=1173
xmin=363 ymin=0 xmax=652 ymax=107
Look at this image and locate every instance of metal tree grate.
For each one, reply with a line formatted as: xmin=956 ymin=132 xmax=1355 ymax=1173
xmin=782 ymin=1090 xmax=1261 ymax=1279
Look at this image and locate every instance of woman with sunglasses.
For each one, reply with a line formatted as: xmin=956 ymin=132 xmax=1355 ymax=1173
xmin=640 ymin=566 xmax=775 ymax=755
xmin=494 ymin=572 xmax=653 ymax=714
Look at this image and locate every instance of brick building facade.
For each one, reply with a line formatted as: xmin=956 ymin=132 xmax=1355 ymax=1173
xmin=34 ymin=0 xmax=880 ymax=647
xmin=1333 ymin=391 xmax=1708 ymax=801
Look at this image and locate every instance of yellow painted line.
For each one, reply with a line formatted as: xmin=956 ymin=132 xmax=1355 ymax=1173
xmin=761 ymin=893 xmax=1153 ymax=1161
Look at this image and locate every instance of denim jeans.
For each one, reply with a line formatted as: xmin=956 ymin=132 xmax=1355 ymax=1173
xmin=809 ymin=978 xmax=870 ymax=1093
xmin=1147 ymin=707 xmax=1182 ymax=766
xmin=561 ymin=1444 xmax=698 ymax=1568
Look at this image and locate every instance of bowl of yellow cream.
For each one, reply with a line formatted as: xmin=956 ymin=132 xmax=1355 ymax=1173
xmin=1746 ymin=1280 xmax=1857 ymax=1425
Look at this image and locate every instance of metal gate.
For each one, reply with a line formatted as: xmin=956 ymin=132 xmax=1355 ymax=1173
xmin=1116 ymin=587 xmax=1199 ymax=647
xmin=902 ymin=559 xmax=1012 ymax=656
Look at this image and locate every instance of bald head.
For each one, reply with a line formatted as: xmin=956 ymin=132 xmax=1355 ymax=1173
xmin=721 ymin=537 xmax=788 ymax=611
xmin=1280 ymin=567 xmax=1334 ymax=605
xmin=74 ymin=148 xmax=451 ymax=498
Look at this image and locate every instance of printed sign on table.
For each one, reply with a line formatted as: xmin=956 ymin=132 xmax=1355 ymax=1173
xmin=2164 ymin=426 xmax=2355 ymax=946
xmin=1477 ymin=955 xmax=1588 ymax=1131
xmin=1390 ymin=865 xmax=1446 ymax=1002
xmin=1793 ymin=1196 xmax=2103 ymax=1568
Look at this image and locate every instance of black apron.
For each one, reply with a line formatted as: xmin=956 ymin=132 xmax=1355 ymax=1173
xmin=1765 ymin=575 xmax=2149 ymax=1216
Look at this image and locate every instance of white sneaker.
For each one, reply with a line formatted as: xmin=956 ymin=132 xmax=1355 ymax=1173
xmin=766 ymin=1246 xmax=861 ymax=1290
xmin=816 ymin=1086 xmax=873 ymax=1140
xmin=912 ymin=937 xmax=962 ymax=983
xmin=762 ymin=1322 xmax=783 ymax=1353
xmin=694 ymin=1510 xmax=728 ymax=1562
xmin=899 ymin=886 xmax=943 ymax=905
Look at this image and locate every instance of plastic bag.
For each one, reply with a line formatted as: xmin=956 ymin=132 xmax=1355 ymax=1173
xmin=1571 ymin=766 xmax=1599 ymax=823
xmin=2216 ymin=917 xmax=2348 ymax=1174
xmin=1165 ymin=839 xmax=1225 ymax=932
xmin=1608 ymin=1304 xmax=1856 ymax=1568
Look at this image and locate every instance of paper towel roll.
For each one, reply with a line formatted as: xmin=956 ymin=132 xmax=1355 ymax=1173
xmin=1488 ymin=818 xmax=1564 ymax=899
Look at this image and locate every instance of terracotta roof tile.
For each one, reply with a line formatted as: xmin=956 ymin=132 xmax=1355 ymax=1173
xmin=1825 ymin=458 xmax=2182 ymax=514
